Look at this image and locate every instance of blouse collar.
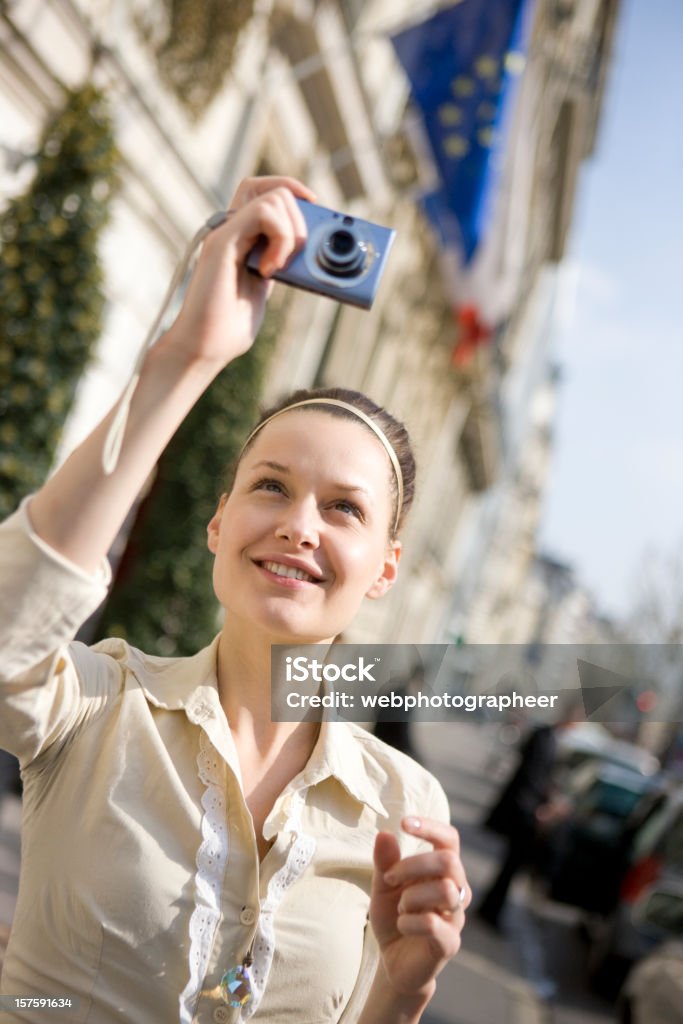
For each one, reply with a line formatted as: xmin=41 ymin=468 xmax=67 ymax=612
xmin=126 ymin=635 xmax=388 ymax=818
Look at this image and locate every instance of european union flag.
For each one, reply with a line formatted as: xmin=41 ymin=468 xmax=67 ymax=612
xmin=392 ymin=0 xmax=535 ymax=263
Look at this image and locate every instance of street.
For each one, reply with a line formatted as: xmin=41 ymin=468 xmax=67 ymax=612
xmin=414 ymin=720 xmax=617 ymax=1024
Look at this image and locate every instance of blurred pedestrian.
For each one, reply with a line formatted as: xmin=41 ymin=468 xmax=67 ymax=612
xmin=373 ymin=663 xmax=425 ymax=761
xmin=477 ymin=714 xmax=574 ymax=928
xmin=0 ymin=750 xmax=21 ymax=805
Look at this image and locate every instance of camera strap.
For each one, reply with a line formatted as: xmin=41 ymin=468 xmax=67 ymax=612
xmin=101 ymin=211 xmax=229 ymax=475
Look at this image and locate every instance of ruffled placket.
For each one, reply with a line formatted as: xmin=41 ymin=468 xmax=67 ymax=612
xmin=241 ymin=789 xmax=316 ymax=1019
xmin=179 ymin=730 xmax=317 ymax=1023
xmin=179 ymin=730 xmax=231 ymax=1024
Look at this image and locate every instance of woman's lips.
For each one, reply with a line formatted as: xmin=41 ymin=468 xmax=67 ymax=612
xmin=255 ymin=560 xmax=324 ymax=587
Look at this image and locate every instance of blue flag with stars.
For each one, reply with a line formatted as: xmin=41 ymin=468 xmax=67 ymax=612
xmin=391 ymin=0 xmax=535 ymax=264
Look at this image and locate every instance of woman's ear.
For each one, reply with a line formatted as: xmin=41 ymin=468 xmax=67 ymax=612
xmin=207 ymin=494 xmax=228 ymax=554
xmin=365 ymin=540 xmax=402 ymax=600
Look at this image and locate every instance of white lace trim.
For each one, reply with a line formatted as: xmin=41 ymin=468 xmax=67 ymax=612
xmin=179 ymin=731 xmax=230 ymax=1024
xmin=241 ymin=789 xmax=316 ymax=1020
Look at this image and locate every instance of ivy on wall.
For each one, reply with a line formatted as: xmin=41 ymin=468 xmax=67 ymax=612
xmin=94 ymin=307 xmax=281 ymax=657
xmin=0 ymin=84 xmax=119 ymax=520
xmin=136 ymin=0 xmax=255 ymax=119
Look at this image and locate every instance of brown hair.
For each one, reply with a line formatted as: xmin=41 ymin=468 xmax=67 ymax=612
xmin=229 ymin=387 xmax=416 ymax=538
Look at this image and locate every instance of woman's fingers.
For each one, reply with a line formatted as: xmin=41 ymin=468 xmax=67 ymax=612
xmin=371 ymin=816 xmax=469 ymax=995
xmin=212 ymin=185 xmax=308 ymax=274
xmin=373 ymin=830 xmax=402 ymax=879
xmin=231 ymin=175 xmax=317 ymax=209
xmin=252 ymin=187 xmax=308 ymax=276
xmin=385 ymin=847 xmax=465 ymax=888
xmin=228 ymin=175 xmax=312 ymax=272
xmin=381 ymin=816 xmax=471 ymax=921
xmin=396 ymin=911 xmax=462 ymax=957
xmin=397 ymin=878 xmax=465 ymax=916
xmin=401 ymin=815 xmax=461 ymax=852
xmin=162 ymin=174 xmax=317 ymax=369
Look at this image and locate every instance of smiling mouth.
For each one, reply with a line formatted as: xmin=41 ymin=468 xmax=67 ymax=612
xmin=259 ymin=560 xmax=322 ymax=584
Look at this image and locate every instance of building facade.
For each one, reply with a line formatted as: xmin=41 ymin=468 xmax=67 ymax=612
xmin=1 ymin=0 xmax=620 ymax=645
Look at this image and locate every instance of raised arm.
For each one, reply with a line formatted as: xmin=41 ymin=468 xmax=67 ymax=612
xmin=28 ymin=177 xmax=313 ymax=573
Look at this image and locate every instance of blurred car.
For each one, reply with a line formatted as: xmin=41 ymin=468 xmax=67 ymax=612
xmin=585 ymin=782 xmax=683 ymax=988
xmin=555 ymin=723 xmax=660 ymax=779
xmin=617 ymin=941 xmax=683 ymax=1023
xmin=619 ymin=784 xmax=683 ymax=903
xmin=587 ymin=875 xmax=683 ymax=992
xmin=542 ymin=762 xmax=666 ymax=915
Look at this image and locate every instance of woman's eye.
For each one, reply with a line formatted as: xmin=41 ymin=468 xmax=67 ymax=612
xmin=254 ymin=478 xmax=286 ymax=494
xmin=333 ymin=500 xmax=362 ymax=519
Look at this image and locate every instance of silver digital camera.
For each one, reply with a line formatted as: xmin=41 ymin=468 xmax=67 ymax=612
xmin=246 ymin=198 xmax=396 ymax=310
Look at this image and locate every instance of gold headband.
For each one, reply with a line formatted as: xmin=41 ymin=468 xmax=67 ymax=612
xmin=240 ymin=398 xmax=404 ymax=535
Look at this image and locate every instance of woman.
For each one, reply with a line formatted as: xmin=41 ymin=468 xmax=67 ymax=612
xmin=0 ymin=177 xmax=469 ymax=1023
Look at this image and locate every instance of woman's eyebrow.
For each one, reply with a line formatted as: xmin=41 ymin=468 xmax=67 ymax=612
xmin=331 ymin=482 xmax=372 ymax=497
xmin=250 ymin=460 xmax=372 ymax=497
xmin=251 ymin=459 xmax=290 ymax=473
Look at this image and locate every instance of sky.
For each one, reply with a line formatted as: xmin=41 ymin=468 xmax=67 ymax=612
xmin=538 ymin=0 xmax=683 ymax=621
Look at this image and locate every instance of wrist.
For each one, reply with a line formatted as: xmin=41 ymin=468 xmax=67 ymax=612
xmin=146 ymin=327 xmax=226 ymax=385
xmin=358 ymin=970 xmax=435 ymax=1024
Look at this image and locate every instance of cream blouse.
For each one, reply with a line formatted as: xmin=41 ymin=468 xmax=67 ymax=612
xmin=0 ymin=501 xmax=449 ymax=1024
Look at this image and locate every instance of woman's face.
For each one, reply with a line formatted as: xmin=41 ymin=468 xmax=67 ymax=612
xmin=207 ymin=410 xmax=401 ymax=644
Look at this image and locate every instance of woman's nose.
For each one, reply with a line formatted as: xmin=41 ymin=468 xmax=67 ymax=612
xmin=274 ymin=501 xmax=320 ymax=547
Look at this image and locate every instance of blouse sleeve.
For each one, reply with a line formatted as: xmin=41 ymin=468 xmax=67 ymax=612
xmin=426 ymin=772 xmax=451 ymax=825
xmin=0 ymin=498 xmax=118 ymax=769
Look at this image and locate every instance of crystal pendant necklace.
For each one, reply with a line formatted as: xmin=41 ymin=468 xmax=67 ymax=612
xmin=220 ymin=940 xmax=255 ymax=1010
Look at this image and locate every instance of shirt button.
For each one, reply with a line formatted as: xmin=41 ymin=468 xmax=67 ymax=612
xmin=213 ymin=1008 xmax=231 ymax=1023
xmin=188 ymin=702 xmax=213 ymax=723
xmin=240 ymin=907 xmax=257 ymax=925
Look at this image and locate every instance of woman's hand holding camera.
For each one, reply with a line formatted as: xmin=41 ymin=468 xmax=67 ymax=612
xmin=165 ymin=176 xmax=315 ymax=372
xmin=364 ymin=816 xmax=470 ymax=1019
xmin=28 ymin=176 xmax=314 ymax=573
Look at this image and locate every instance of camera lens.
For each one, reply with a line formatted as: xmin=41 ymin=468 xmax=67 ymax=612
xmin=329 ymin=230 xmax=355 ymax=256
xmin=318 ymin=227 xmax=366 ymax=277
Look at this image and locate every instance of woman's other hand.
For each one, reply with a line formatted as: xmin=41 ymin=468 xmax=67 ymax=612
xmin=369 ymin=816 xmax=470 ymax=1001
xmin=166 ymin=176 xmax=315 ymax=371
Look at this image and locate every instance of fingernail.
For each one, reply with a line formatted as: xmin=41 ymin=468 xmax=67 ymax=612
xmin=404 ymin=816 xmax=422 ymax=830
xmin=384 ymin=871 xmax=398 ymax=886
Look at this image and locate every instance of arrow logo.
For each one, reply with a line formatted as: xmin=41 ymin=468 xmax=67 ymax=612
xmin=576 ymin=658 xmax=631 ymax=717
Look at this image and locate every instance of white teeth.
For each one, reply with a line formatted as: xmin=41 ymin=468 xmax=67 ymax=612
xmin=262 ymin=561 xmax=318 ymax=582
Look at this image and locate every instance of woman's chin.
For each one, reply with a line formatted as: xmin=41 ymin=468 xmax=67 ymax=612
xmin=263 ymin=620 xmax=335 ymax=647
xmin=225 ymin=605 xmax=335 ymax=647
